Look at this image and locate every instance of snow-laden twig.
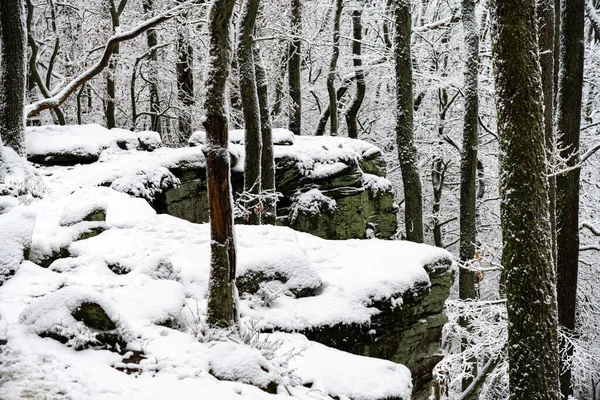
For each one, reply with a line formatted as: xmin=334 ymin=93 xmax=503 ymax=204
xmin=25 ymin=2 xmax=195 ymax=118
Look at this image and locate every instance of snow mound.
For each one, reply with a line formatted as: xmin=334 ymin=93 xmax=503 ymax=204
xmin=0 ymin=147 xmax=46 ymax=199
xmin=277 ymin=333 xmax=412 ymax=400
xmin=0 ymin=205 xmax=37 ymax=284
xmin=26 ymin=124 xmax=117 ymax=165
xmin=290 ymin=189 xmax=336 ymax=221
xmin=207 ymin=341 xmax=281 ymax=390
xmin=136 ymin=130 xmax=162 ymax=151
xmin=237 ymin=225 xmax=322 ymax=298
xmin=189 ymin=128 xmax=294 ymax=147
xmin=18 ymin=286 xmax=130 ymax=349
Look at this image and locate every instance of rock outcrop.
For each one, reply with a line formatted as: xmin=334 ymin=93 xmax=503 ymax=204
xmin=155 ymin=131 xmax=398 ymax=240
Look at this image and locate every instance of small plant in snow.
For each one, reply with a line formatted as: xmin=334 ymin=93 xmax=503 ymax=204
xmin=249 ymin=281 xmax=283 ymax=308
xmin=234 ymin=187 xmax=281 ymax=221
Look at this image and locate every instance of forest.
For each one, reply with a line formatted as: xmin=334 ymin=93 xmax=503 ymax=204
xmin=0 ymin=0 xmax=599 ymax=399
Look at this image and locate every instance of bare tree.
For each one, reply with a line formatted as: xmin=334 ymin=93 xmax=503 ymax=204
xmin=555 ymin=0 xmax=585 ymax=397
xmin=394 ymin=0 xmax=424 ymax=243
xmin=459 ymin=0 xmax=480 ymax=390
xmin=345 ymin=8 xmax=365 ymax=139
xmin=327 ymin=0 xmax=343 ymax=136
xmin=288 ymin=0 xmax=302 ymax=135
xmin=203 ymin=0 xmax=238 ymax=328
xmin=238 ymin=0 xmax=262 ymax=225
xmin=490 ymin=0 xmax=561 ymax=396
xmin=0 ymin=0 xmax=27 ymax=156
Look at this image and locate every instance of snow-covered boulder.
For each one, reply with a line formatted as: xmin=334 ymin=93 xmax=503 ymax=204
xmin=0 ymin=205 xmax=37 ymax=285
xmin=18 ymin=286 xmax=130 ymax=349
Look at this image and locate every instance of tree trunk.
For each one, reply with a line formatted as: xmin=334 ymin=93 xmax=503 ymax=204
xmin=394 ymin=0 xmax=424 ymax=243
xmin=345 ymin=8 xmax=365 ymax=139
xmin=490 ymin=0 xmax=561 ymax=397
xmin=288 ymin=0 xmax=302 ymax=135
xmin=177 ymin=14 xmax=195 ymax=144
xmin=538 ymin=0 xmax=557 ymax=265
xmin=459 ymin=0 xmax=480 ymax=390
xmin=106 ymin=0 xmax=123 ymax=129
xmin=555 ymin=0 xmax=584 ymax=397
xmin=254 ymin=45 xmax=277 ymax=225
xmin=237 ymin=0 xmax=262 ymax=225
xmin=0 ymin=0 xmax=27 ymax=156
xmin=203 ymin=0 xmax=238 ymax=329
xmin=327 ymin=0 xmax=342 ymax=136
xmin=142 ymin=0 xmax=162 ymax=135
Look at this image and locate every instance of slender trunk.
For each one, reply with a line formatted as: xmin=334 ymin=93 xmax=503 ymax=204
xmin=106 ymin=2 xmax=121 ymax=129
xmin=0 ymin=0 xmax=27 ymax=156
xmin=345 ymin=9 xmax=365 ymax=139
xmin=490 ymin=0 xmax=561 ymax=397
xmin=288 ymin=0 xmax=302 ymax=135
xmin=237 ymin=0 xmax=262 ymax=225
xmin=177 ymin=14 xmax=195 ymax=144
xmin=203 ymin=0 xmax=238 ymax=329
xmin=327 ymin=0 xmax=342 ymax=136
xmin=394 ymin=0 xmax=424 ymax=243
xmin=538 ymin=0 xmax=557 ymax=266
xmin=459 ymin=0 xmax=480 ymax=390
xmin=143 ymin=0 xmax=162 ymax=135
xmin=555 ymin=0 xmax=584 ymax=397
xmin=254 ymin=45 xmax=277 ymax=225
xmin=271 ymin=43 xmax=288 ymax=119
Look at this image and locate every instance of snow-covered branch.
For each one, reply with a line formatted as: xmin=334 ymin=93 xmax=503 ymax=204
xmin=25 ymin=3 xmax=193 ymax=118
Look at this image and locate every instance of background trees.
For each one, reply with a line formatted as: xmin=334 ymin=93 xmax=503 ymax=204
xmin=3 ymin=0 xmax=600 ymax=396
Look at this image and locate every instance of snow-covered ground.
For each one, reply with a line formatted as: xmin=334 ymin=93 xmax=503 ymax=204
xmin=0 ymin=125 xmax=452 ymax=400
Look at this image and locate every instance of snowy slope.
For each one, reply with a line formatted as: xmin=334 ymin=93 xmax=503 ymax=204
xmin=0 ymin=125 xmax=452 ymax=400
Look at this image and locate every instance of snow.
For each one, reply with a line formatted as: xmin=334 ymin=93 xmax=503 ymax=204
xmin=0 ymin=125 xmax=452 ymax=400
xmin=0 ymin=206 xmax=36 ymax=284
xmin=18 ymin=285 xmax=131 ymax=349
xmin=0 ymin=146 xmax=46 ymax=200
xmin=26 ymin=124 xmax=117 ymax=162
xmin=290 ymin=189 xmax=336 ymax=221
xmin=277 ymin=333 xmax=412 ymax=400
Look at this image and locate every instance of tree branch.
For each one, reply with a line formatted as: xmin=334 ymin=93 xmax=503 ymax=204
xmin=25 ymin=3 xmax=191 ymax=118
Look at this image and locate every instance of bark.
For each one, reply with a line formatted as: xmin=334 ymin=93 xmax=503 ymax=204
xmin=459 ymin=0 xmax=480 ymax=390
xmin=394 ymin=0 xmax=424 ymax=243
xmin=237 ymin=0 xmax=262 ymax=225
xmin=142 ymin=0 xmax=162 ymax=135
xmin=106 ymin=0 xmax=126 ymax=129
xmin=271 ymin=43 xmax=288 ymax=119
xmin=538 ymin=0 xmax=557 ymax=265
xmin=345 ymin=9 xmax=365 ymax=139
xmin=555 ymin=0 xmax=584 ymax=397
xmin=327 ymin=0 xmax=343 ymax=136
xmin=177 ymin=14 xmax=195 ymax=144
xmin=254 ymin=45 xmax=277 ymax=225
xmin=490 ymin=0 xmax=561 ymax=397
xmin=0 ymin=0 xmax=27 ymax=156
xmin=203 ymin=0 xmax=238 ymax=328
xmin=288 ymin=0 xmax=302 ymax=135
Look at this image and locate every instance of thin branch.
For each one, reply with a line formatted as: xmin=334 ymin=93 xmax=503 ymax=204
xmin=25 ymin=3 xmax=192 ymax=118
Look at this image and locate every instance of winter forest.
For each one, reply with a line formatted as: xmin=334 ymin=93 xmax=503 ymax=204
xmin=0 ymin=0 xmax=599 ymax=398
